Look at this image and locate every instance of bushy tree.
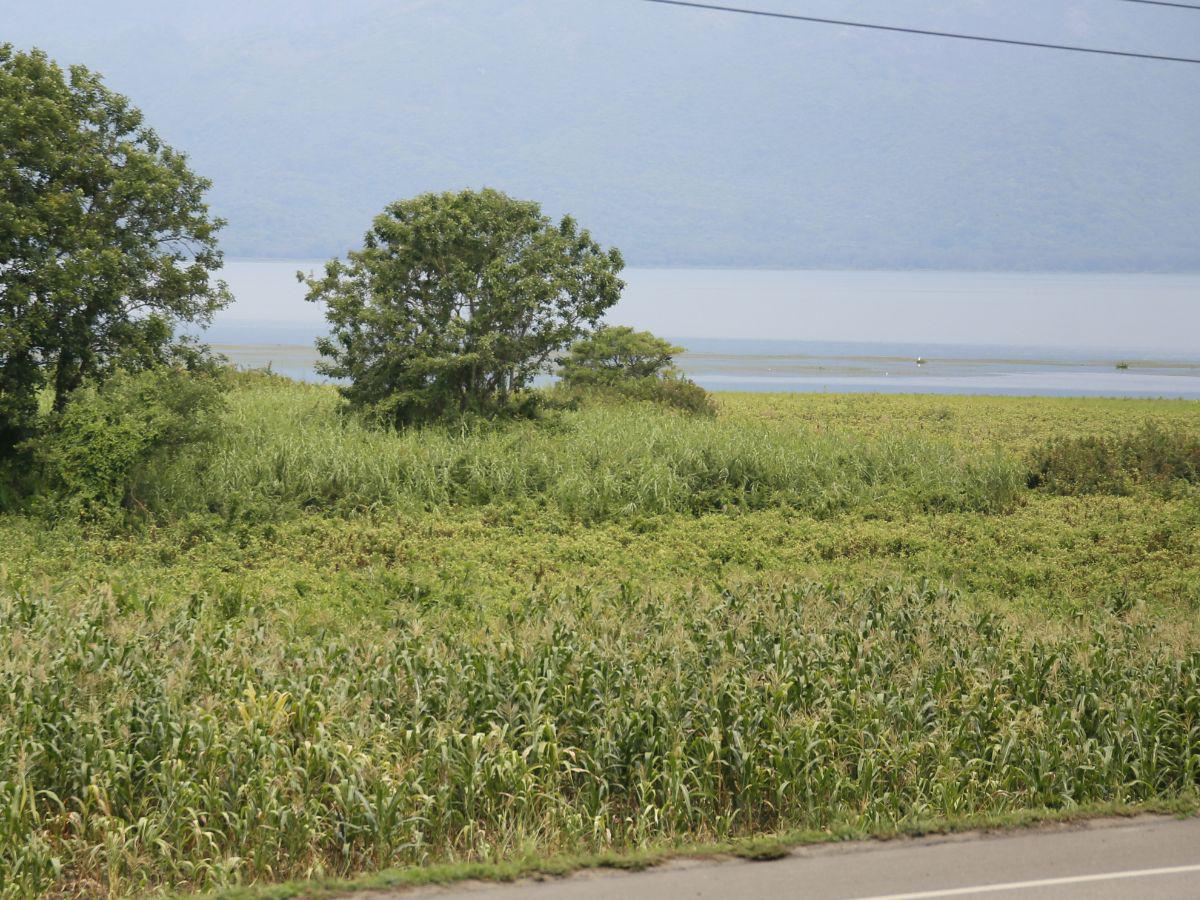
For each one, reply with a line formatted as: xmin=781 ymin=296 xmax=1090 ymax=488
xmin=558 ymin=326 xmax=714 ymax=415
xmin=0 ymin=45 xmax=230 ymax=457
xmin=32 ymin=366 xmax=227 ymax=516
xmin=559 ymin=326 xmax=683 ymax=387
xmin=302 ymin=189 xmax=624 ymax=426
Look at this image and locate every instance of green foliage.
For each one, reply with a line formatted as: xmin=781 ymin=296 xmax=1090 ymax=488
xmin=1028 ymin=422 xmax=1200 ymax=496
xmin=644 ymin=373 xmax=715 ymax=415
xmin=560 ymin=326 xmax=683 ymax=386
xmin=1 ymin=577 xmax=1198 ymax=896
xmin=30 ymin=367 xmax=226 ymax=517
xmin=556 ymin=326 xmax=713 ymax=414
xmin=301 ymin=189 xmax=624 ymax=426
xmin=0 ymin=44 xmax=229 ymax=459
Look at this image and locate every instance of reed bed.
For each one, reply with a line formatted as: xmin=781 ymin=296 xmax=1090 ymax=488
xmin=1 ymin=578 xmax=1197 ymax=896
xmin=145 ymin=380 xmax=1023 ymax=520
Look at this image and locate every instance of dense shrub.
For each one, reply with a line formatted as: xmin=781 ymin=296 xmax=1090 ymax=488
xmin=554 ymin=373 xmax=716 ymax=416
xmin=625 ymin=372 xmax=717 ymax=415
xmin=30 ymin=367 xmax=226 ymax=517
xmin=1028 ymin=422 xmax=1200 ymax=496
xmin=558 ymin=326 xmax=713 ymax=414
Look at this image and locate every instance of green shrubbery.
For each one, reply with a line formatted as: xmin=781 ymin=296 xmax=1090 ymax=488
xmin=558 ymin=326 xmax=715 ymax=415
xmin=612 ymin=373 xmax=716 ymax=415
xmin=19 ymin=370 xmax=1200 ymax=527
xmin=8 ymin=373 xmax=1026 ymax=523
xmin=28 ymin=367 xmax=226 ymax=518
xmin=1028 ymin=422 xmax=1200 ymax=496
xmin=552 ymin=374 xmax=716 ymax=416
xmin=559 ymin=325 xmax=682 ymax=385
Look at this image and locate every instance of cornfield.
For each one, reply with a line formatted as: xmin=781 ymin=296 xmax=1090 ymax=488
xmin=2 ymin=577 xmax=1197 ymax=896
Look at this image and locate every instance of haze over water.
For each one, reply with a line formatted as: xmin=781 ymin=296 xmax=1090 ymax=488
xmin=207 ymin=261 xmax=1200 ymax=398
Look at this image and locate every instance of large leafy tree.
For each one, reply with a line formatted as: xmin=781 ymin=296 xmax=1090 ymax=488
xmin=0 ymin=45 xmax=230 ymax=456
xmin=303 ymin=188 xmax=624 ymax=425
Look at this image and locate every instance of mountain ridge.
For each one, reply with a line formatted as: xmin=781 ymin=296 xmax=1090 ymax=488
xmin=7 ymin=0 xmax=1199 ymax=269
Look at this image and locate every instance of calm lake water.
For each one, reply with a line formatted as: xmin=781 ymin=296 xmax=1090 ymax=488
xmin=203 ymin=262 xmax=1200 ymax=398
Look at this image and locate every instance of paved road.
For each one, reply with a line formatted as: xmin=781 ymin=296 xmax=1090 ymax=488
xmin=389 ymin=816 xmax=1200 ymax=899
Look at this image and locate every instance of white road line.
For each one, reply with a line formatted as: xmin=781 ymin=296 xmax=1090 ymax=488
xmin=850 ymin=862 xmax=1200 ymax=900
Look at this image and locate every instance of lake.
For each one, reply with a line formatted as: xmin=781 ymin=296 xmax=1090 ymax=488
xmin=203 ymin=262 xmax=1200 ymax=398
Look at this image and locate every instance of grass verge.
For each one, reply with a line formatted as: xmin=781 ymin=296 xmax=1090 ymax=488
xmin=209 ymin=800 xmax=1200 ymax=899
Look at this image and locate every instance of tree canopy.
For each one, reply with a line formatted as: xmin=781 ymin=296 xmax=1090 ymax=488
xmin=0 ymin=45 xmax=229 ymax=457
xmin=302 ymin=188 xmax=625 ymax=426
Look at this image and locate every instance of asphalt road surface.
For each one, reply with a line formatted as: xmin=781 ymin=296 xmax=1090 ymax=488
xmin=389 ymin=816 xmax=1200 ymax=900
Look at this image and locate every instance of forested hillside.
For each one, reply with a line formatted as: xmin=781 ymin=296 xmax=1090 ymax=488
xmin=7 ymin=0 xmax=1199 ymax=268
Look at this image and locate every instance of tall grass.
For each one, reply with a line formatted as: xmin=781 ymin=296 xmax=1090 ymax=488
xmin=144 ymin=379 xmax=1023 ymax=520
xmin=1 ymin=577 xmax=1197 ymax=896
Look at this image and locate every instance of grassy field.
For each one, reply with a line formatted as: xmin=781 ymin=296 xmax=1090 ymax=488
xmin=1 ymin=380 xmax=1199 ymax=897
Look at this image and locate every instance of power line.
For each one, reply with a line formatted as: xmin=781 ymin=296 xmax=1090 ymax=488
xmin=1118 ymin=0 xmax=1200 ymax=9
xmin=639 ymin=0 xmax=1200 ymax=64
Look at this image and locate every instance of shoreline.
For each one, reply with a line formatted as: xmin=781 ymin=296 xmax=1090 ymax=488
xmin=208 ymin=343 xmax=1200 ymax=400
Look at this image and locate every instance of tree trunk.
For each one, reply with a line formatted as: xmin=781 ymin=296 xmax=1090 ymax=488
xmin=0 ymin=353 xmax=40 ymax=457
xmin=52 ymin=352 xmax=82 ymax=412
